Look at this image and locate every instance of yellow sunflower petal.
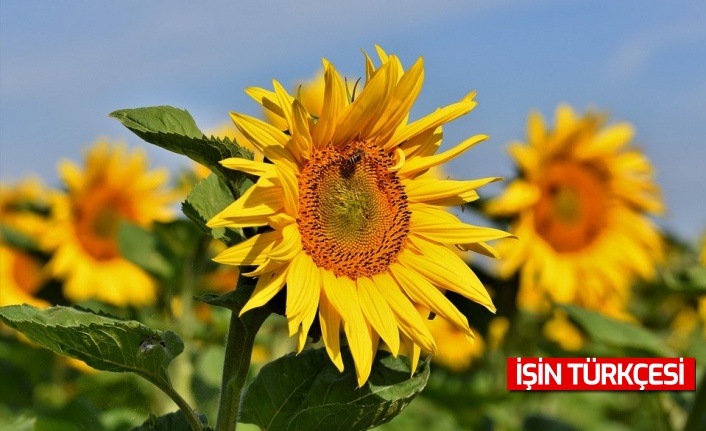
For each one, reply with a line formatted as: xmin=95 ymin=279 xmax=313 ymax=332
xmin=405 ymin=176 xmax=502 ymax=206
xmin=371 ymin=272 xmax=436 ymax=352
xmin=357 ymin=277 xmax=401 ymax=356
xmin=57 ymin=160 xmax=83 ymax=191
xmin=319 ymin=286 xmax=344 ymax=371
xmin=207 ymin=182 xmax=283 ymax=228
xmin=286 ymin=253 xmax=320 ymax=350
xmin=402 ymin=237 xmax=496 ymax=312
xmin=390 ymin=262 xmax=472 ymax=336
xmin=312 ymin=59 xmax=347 ymax=148
xmin=484 ymin=180 xmax=540 ymax=216
xmin=375 ymin=45 xmax=389 ymax=63
xmin=332 ymin=61 xmax=395 ymax=148
xmin=507 ymin=142 xmax=538 ymax=177
xmin=400 ymin=127 xmax=442 ymax=159
xmin=212 ymin=230 xmax=281 ymax=266
xmin=241 ymin=258 xmax=287 ymax=278
xmin=230 ymin=112 xmax=289 ymax=150
xmin=291 ymin=99 xmax=314 ymax=160
xmin=321 ymin=272 xmax=373 ymax=386
xmin=275 ymin=164 xmax=299 ymax=215
xmin=401 ymin=334 xmax=422 ymax=376
xmin=240 ymin=265 xmax=289 ymax=316
xmin=371 ymin=56 xmax=424 ymax=143
xmin=577 ymin=122 xmax=634 ymax=158
xmin=398 ymin=134 xmax=488 ymax=177
xmin=245 ymin=86 xmax=285 ymax=119
xmin=411 ymin=206 xmax=512 ymax=244
xmin=459 ymin=241 xmax=500 ymax=259
xmin=267 ymin=224 xmax=302 ymax=263
xmin=363 ymin=50 xmax=375 ymax=83
xmin=527 ymin=110 xmax=546 ymax=148
xmin=389 ymin=92 xmax=477 ymax=150
xmin=272 ymin=80 xmax=296 ymax=130
xmin=219 ymin=158 xmax=276 ymax=177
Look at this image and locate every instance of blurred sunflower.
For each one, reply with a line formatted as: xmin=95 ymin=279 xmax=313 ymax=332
xmin=425 ymin=317 xmax=484 ymax=372
xmin=487 ymin=105 xmax=663 ymax=317
xmin=208 ymin=46 xmax=509 ymax=385
xmin=0 ymin=178 xmax=52 ymax=308
xmin=42 ymin=141 xmax=175 ymax=306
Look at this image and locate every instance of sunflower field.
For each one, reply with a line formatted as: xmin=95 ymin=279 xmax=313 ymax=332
xmin=0 ymin=45 xmax=704 ymax=431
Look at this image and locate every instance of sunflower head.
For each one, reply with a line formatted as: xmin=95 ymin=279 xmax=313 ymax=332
xmin=208 ymin=46 xmax=510 ymax=385
xmin=43 ymin=140 xmax=175 ymax=306
xmin=487 ymin=105 xmax=664 ymax=316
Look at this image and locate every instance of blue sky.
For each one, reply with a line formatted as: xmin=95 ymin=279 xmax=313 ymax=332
xmin=1 ymin=0 xmax=704 ymax=239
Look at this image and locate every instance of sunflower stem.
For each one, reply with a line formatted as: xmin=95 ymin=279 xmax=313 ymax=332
xmin=215 ymin=305 xmax=269 ymax=431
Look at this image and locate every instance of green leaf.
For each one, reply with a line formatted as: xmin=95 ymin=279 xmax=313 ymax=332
xmin=0 ymin=305 xmax=183 ymax=385
xmin=560 ymin=305 xmax=674 ymax=356
xmin=374 ymin=397 xmax=461 ymax=431
xmin=109 ymin=105 xmax=203 ymax=137
xmin=238 ymin=348 xmax=430 ymax=431
xmin=118 ymin=222 xmax=174 ymax=280
xmin=182 ymin=174 xmax=245 ymax=246
xmin=109 ymin=106 xmax=253 ymax=194
xmin=128 ymin=411 xmax=210 ymax=431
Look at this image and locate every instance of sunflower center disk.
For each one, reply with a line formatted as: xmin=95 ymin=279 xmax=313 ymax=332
xmin=75 ymin=190 xmax=129 ymax=261
xmin=533 ymin=161 xmax=608 ymax=253
xmin=297 ymin=142 xmax=410 ymax=279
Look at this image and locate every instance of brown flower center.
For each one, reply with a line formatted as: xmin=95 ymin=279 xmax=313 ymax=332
xmin=75 ymin=187 xmax=134 ymax=261
xmin=533 ymin=160 xmax=608 ymax=253
xmin=297 ymin=141 xmax=410 ymax=279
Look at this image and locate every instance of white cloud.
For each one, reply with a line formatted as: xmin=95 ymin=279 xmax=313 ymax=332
xmin=603 ymin=20 xmax=706 ymax=81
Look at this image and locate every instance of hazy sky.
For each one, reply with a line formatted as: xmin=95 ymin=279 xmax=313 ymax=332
xmin=1 ymin=0 xmax=704 ymax=239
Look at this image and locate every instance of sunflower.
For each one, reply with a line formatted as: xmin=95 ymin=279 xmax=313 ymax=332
xmin=487 ymin=105 xmax=664 ymax=317
xmin=208 ymin=46 xmax=510 ymax=385
xmin=43 ymin=140 xmax=175 ymax=306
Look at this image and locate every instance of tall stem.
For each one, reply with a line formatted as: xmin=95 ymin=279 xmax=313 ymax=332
xmin=215 ymin=307 xmax=269 ymax=431
xmin=171 ymin=236 xmax=208 ymax=407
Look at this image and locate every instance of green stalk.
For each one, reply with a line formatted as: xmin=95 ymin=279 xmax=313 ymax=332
xmin=215 ymin=305 xmax=269 ymax=431
xmin=142 ymin=373 xmax=203 ymax=431
xmin=171 ymin=236 xmax=209 ymax=407
xmin=684 ymin=366 xmax=706 ymax=431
